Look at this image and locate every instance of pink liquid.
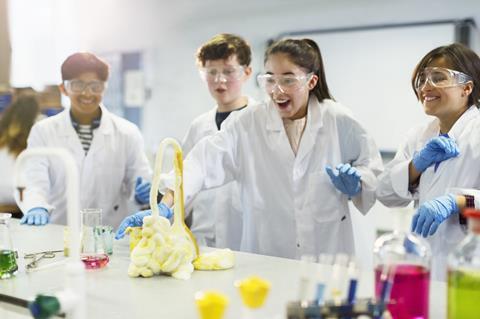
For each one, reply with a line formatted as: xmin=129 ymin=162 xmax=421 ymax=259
xmin=375 ymin=264 xmax=430 ymax=319
xmin=81 ymin=254 xmax=109 ymax=269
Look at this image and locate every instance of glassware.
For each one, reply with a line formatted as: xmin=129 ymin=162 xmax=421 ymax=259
xmin=94 ymin=225 xmax=114 ymax=255
xmin=373 ymin=207 xmax=431 ymax=319
xmin=80 ymin=209 xmax=109 ymax=269
xmin=448 ymin=208 xmax=480 ymax=319
xmin=0 ymin=213 xmax=18 ymax=279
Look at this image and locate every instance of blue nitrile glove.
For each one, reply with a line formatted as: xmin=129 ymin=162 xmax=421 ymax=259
xmin=115 ymin=203 xmax=173 ymax=240
xmin=325 ymin=163 xmax=362 ymax=197
xmin=411 ymin=194 xmax=458 ymax=237
xmin=134 ymin=177 xmax=151 ymax=205
xmin=20 ymin=207 xmax=49 ymax=226
xmin=412 ymin=136 xmax=459 ymax=173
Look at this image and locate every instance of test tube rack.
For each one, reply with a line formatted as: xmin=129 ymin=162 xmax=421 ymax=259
xmin=286 ymin=298 xmax=390 ymax=319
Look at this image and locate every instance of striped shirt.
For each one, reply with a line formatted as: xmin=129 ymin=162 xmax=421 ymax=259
xmin=70 ymin=111 xmax=101 ymax=155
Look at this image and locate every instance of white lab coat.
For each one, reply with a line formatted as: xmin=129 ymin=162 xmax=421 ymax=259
xmin=376 ymin=105 xmax=480 ymax=280
xmin=179 ymin=97 xmax=383 ymax=259
xmin=182 ymin=99 xmax=255 ymax=249
xmin=16 ymin=105 xmax=152 ymax=227
xmin=0 ymin=148 xmax=16 ymax=205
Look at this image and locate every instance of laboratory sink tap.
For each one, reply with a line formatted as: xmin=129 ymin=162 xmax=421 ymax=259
xmin=15 ymin=147 xmax=86 ymax=319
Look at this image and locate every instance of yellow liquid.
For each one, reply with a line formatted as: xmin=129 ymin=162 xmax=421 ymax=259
xmin=448 ymin=269 xmax=480 ymax=319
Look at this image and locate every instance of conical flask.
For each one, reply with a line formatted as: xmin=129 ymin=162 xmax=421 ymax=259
xmin=373 ymin=206 xmax=431 ymax=319
xmin=447 ymin=208 xmax=480 ymax=319
xmin=0 ymin=213 xmax=18 ymax=279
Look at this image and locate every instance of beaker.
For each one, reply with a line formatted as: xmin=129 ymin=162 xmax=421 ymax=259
xmin=80 ymin=209 xmax=109 ymax=269
xmin=373 ymin=207 xmax=431 ymax=319
xmin=0 ymin=213 xmax=18 ymax=279
xmin=448 ymin=208 xmax=480 ymax=319
xmin=94 ymin=225 xmax=114 ymax=255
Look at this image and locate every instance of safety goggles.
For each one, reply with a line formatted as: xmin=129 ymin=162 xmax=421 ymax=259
xmin=199 ymin=65 xmax=246 ymax=83
xmin=64 ymin=80 xmax=106 ymax=94
xmin=257 ymin=72 xmax=313 ymax=94
xmin=414 ymin=67 xmax=473 ymax=92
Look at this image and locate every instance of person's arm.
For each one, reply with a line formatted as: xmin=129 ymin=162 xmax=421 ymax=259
xmin=408 ymin=161 xmax=422 ymax=187
xmin=15 ymin=123 xmax=53 ymax=225
xmin=124 ymin=125 xmax=152 ymax=207
xmin=376 ymin=129 xmax=420 ymax=207
xmin=336 ymin=114 xmax=383 ymax=214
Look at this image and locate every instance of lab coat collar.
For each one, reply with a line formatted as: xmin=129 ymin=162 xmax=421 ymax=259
xmin=446 ymin=105 xmax=479 ymax=140
xmin=265 ymin=96 xmax=325 ymax=163
xmin=59 ymin=104 xmax=113 ymax=136
xmin=265 ymin=95 xmax=324 ymax=131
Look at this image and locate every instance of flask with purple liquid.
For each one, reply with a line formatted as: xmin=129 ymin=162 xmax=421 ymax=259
xmin=373 ymin=207 xmax=432 ymax=319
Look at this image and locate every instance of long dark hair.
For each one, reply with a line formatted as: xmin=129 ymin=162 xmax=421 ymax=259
xmin=0 ymin=96 xmax=39 ymax=156
xmin=264 ymin=38 xmax=333 ymax=103
xmin=412 ymin=43 xmax=480 ymax=107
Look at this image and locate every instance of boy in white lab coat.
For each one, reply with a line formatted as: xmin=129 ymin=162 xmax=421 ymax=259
xmin=182 ymin=33 xmax=254 ymax=249
xmin=17 ymin=52 xmax=152 ymax=227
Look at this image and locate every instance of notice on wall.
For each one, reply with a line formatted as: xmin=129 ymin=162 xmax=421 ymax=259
xmin=124 ymin=70 xmax=145 ymax=108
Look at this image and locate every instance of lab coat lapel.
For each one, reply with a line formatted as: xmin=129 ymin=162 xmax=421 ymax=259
xmin=87 ymin=105 xmax=112 ymax=158
xmin=427 ymin=106 xmax=479 ymax=188
xmin=296 ymin=97 xmax=323 ymax=164
xmin=265 ymin=101 xmax=295 ymax=163
xmin=58 ymin=111 xmax=85 ymax=162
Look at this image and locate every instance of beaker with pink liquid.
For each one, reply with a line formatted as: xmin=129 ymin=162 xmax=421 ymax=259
xmin=80 ymin=208 xmax=109 ymax=269
xmin=373 ymin=207 xmax=431 ymax=319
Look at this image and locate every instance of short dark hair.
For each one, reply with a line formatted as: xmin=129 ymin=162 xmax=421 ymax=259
xmin=411 ymin=43 xmax=480 ymax=107
xmin=196 ymin=33 xmax=251 ymax=67
xmin=61 ymin=52 xmax=110 ymax=82
xmin=265 ymin=38 xmax=333 ymax=103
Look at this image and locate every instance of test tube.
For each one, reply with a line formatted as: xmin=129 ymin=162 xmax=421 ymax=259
xmin=315 ymin=253 xmax=333 ymax=305
xmin=298 ymin=254 xmax=316 ymax=305
xmin=346 ymin=260 xmax=359 ymax=304
xmin=330 ymin=253 xmax=349 ymax=305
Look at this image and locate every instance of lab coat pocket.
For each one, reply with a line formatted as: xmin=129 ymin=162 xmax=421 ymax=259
xmin=308 ymin=172 xmax=346 ymax=223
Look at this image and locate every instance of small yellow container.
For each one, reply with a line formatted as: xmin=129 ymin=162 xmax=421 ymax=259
xmin=235 ymin=276 xmax=271 ymax=309
xmin=195 ymin=290 xmax=229 ymax=319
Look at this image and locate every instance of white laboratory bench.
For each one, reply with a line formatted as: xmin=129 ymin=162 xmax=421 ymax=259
xmin=1 ymin=220 xmax=447 ymax=319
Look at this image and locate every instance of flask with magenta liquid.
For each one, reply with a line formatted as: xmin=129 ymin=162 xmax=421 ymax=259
xmin=0 ymin=213 xmax=18 ymax=279
xmin=373 ymin=206 xmax=431 ymax=319
xmin=81 ymin=208 xmax=109 ymax=269
xmin=448 ymin=208 xmax=480 ymax=319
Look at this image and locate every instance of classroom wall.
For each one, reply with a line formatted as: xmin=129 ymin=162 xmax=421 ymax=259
xmin=70 ymin=0 xmax=480 ymax=151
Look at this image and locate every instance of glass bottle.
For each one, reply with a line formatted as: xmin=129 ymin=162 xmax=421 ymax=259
xmin=447 ymin=208 xmax=480 ymax=319
xmin=0 ymin=213 xmax=18 ymax=279
xmin=373 ymin=207 xmax=431 ymax=319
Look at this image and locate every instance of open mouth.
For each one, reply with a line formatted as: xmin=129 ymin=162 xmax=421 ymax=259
xmin=274 ymin=98 xmax=290 ymax=109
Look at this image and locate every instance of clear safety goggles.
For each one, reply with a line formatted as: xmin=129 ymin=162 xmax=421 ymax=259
xmin=64 ymin=80 xmax=106 ymax=94
xmin=199 ymin=65 xmax=246 ymax=83
xmin=414 ymin=67 xmax=473 ymax=92
xmin=257 ymin=72 xmax=313 ymax=94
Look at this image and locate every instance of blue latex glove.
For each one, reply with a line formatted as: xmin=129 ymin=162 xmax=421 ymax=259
xmin=325 ymin=163 xmax=362 ymax=197
xmin=115 ymin=203 xmax=173 ymax=240
xmin=20 ymin=207 xmax=49 ymax=226
xmin=412 ymin=136 xmax=459 ymax=173
xmin=134 ymin=177 xmax=151 ymax=205
xmin=411 ymin=194 xmax=458 ymax=237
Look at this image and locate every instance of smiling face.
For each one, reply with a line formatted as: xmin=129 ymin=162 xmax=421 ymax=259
xmin=417 ymin=57 xmax=473 ymax=126
xmin=202 ymin=55 xmax=251 ymax=111
xmin=60 ymin=72 xmax=104 ymax=123
xmin=264 ymin=53 xmax=318 ymax=120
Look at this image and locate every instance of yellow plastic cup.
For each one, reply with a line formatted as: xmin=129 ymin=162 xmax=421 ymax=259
xmin=235 ymin=276 xmax=271 ymax=309
xmin=195 ymin=290 xmax=229 ymax=319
